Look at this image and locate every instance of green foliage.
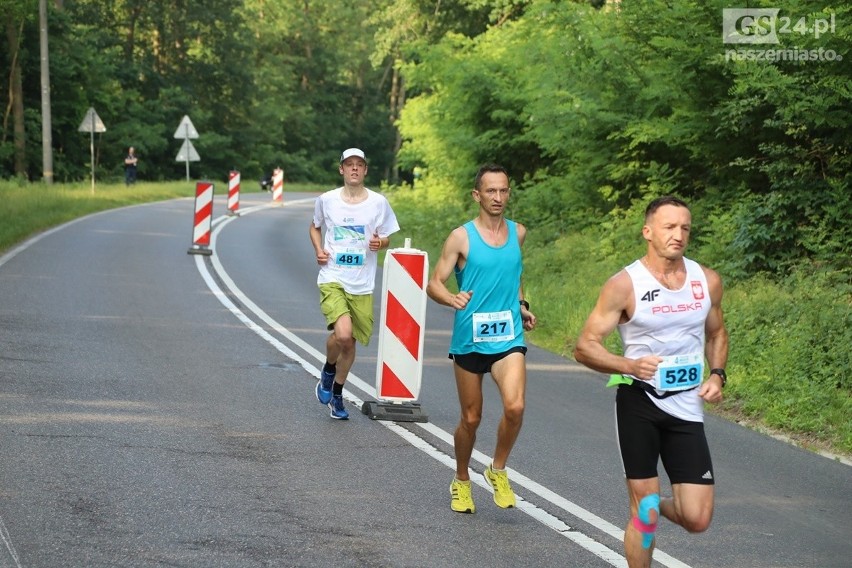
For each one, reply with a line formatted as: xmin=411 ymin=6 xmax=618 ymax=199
xmin=390 ymin=184 xmax=852 ymax=455
xmin=397 ymin=0 xmax=850 ymax=280
xmin=1 ymin=0 xmax=400 ymax=185
xmin=720 ymin=270 xmax=851 ymax=453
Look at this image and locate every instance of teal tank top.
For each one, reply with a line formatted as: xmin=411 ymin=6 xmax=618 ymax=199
xmin=449 ymin=220 xmax=525 ymax=355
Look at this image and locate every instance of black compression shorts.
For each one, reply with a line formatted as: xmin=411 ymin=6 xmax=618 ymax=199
xmin=615 ymin=383 xmax=715 ymax=484
xmin=449 ymin=346 xmax=527 ymax=375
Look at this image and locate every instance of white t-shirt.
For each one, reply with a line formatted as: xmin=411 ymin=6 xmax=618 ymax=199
xmin=618 ymin=257 xmax=711 ymax=422
xmin=312 ymin=187 xmax=400 ymax=295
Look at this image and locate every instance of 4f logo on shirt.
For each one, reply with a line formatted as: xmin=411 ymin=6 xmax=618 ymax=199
xmin=641 ymin=289 xmax=661 ymax=302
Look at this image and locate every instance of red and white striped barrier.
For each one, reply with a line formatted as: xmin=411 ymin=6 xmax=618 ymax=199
xmin=271 ymin=167 xmax=284 ymax=205
xmin=187 ymin=181 xmax=213 ymax=256
xmin=365 ymin=238 xmax=429 ymax=421
xmin=227 ymin=170 xmax=240 ymax=216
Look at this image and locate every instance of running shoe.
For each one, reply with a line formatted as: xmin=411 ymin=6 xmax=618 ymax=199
xmin=483 ymin=464 xmax=516 ymax=508
xmin=328 ymin=394 xmax=349 ymax=420
xmin=449 ymin=478 xmax=475 ymax=514
xmin=316 ymin=369 xmax=334 ymax=405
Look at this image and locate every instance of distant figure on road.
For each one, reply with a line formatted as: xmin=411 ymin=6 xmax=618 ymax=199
xmin=573 ymin=196 xmax=729 ymax=567
xmin=124 ymin=147 xmax=138 ymax=185
xmin=309 ymin=148 xmax=400 ymax=420
xmin=426 ymin=163 xmax=536 ymax=514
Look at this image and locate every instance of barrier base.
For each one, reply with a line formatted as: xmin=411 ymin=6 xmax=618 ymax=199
xmin=187 ymin=245 xmax=213 ymax=256
xmin=361 ymin=400 xmax=428 ymax=423
xmin=226 ymin=209 xmax=240 ymax=217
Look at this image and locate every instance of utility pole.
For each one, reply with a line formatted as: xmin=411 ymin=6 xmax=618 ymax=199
xmin=39 ymin=0 xmax=54 ymax=184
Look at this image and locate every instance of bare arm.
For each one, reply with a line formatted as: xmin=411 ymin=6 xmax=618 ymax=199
xmin=573 ymin=271 xmax=662 ymax=381
xmin=426 ymin=227 xmax=472 ymax=310
xmin=515 ymin=223 xmax=536 ymax=330
xmin=308 ymin=223 xmax=329 ymax=265
xmin=698 ymin=266 xmax=728 ymax=402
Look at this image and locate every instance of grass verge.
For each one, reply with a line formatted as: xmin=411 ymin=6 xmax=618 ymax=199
xmin=387 ymin=188 xmax=852 ymax=460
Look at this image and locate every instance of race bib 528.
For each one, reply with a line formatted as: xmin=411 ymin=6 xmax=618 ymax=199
xmin=653 ymin=353 xmax=703 ymax=391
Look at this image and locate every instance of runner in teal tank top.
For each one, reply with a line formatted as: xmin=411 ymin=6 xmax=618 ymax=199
xmin=427 ymin=164 xmax=537 ymax=515
xmin=449 ymin=219 xmax=525 ymax=356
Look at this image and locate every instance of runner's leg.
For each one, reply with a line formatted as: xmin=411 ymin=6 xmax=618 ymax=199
xmin=453 ymin=364 xmax=484 ymax=481
xmin=489 ymin=351 xmax=527 ymax=470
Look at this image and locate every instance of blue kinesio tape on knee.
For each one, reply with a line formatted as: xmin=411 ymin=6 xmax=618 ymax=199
xmin=638 ymin=493 xmax=660 ymax=549
xmin=638 ymin=493 xmax=660 ymax=523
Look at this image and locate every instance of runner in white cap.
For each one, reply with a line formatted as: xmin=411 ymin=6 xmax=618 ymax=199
xmin=309 ymin=148 xmax=400 ymax=419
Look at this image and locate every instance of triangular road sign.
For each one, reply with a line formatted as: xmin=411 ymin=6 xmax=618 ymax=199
xmin=77 ymin=107 xmax=106 ymax=133
xmin=176 ymin=139 xmax=201 ymax=162
xmin=174 ymin=115 xmax=199 ymax=139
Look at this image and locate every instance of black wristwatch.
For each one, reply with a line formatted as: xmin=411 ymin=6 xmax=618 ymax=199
xmin=710 ymin=368 xmax=727 ymax=387
xmin=519 ymin=300 xmax=530 ymax=310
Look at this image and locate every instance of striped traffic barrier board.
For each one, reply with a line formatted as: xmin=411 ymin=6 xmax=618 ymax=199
xmin=227 ymin=170 xmax=240 ymax=216
xmin=271 ymin=168 xmax=284 ymax=205
xmin=364 ymin=239 xmax=429 ymax=422
xmin=187 ymin=181 xmax=213 ymax=256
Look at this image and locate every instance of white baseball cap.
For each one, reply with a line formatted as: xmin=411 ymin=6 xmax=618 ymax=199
xmin=340 ymin=148 xmax=366 ymax=163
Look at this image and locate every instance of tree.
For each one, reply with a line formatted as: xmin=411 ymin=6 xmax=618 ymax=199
xmin=3 ymin=8 xmax=28 ymax=178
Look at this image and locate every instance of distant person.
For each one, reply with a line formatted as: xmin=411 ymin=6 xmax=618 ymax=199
xmin=260 ymin=171 xmax=273 ymax=192
xmin=573 ymin=196 xmax=729 ymax=567
xmin=309 ymin=148 xmax=400 ymax=419
xmin=124 ymin=147 xmax=138 ymax=185
xmin=426 ymin=163 xmax=536 ymax=514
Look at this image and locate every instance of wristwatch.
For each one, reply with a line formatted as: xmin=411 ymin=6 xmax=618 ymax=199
xmin=710 ymin=368 xmax=727 ymax=387
xmin=519 ymin=300 xmax=530 ymax=310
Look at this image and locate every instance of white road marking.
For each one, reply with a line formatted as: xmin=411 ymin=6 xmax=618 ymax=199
xmin=199 ymin=201 xmax=692 ymax=568
xmin=0 ymin=514 xmax=22 ymax=568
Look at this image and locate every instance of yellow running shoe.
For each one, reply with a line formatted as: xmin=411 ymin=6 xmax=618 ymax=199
xmin=449 ymin=478 xmax=475 ymax=514
xmin=484 ymin=464 xmax=516 ymax=508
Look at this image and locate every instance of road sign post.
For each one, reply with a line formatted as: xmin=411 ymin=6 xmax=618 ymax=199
xmin=174 ymin=115 xmax=200 ymax=181
xmin=77 ymin=107 xmax=106 ymax=194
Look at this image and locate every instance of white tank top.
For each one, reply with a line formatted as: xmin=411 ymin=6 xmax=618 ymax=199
xmin=618 ymin=258 xmax=710 ymax=422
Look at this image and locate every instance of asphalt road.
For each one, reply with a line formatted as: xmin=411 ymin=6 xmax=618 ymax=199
xmin=0 ymin=191 xmax=849 ymax=568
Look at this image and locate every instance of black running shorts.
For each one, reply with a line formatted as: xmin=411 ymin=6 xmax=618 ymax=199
xmin=449 ymin=346 xmax=527 ymax=375
xmin=615 ymin=383 xmax=715 ymax=484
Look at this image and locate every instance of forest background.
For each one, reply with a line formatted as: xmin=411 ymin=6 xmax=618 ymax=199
xmin=2 ymin=0 xmax=850 ymax=456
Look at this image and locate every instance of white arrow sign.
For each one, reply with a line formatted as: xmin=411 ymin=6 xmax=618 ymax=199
xmin=176 ymin=139 xmax=201 ymax=162
xmin=78 ymin=107 xmax=106 ymax=133
xmin=174 ymin=115 xmax=199 ymax=139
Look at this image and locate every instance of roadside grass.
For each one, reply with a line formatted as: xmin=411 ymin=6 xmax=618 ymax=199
xmin=0 ymin=179 xmax=325 ymax=254
xmin=388 ymin=190 xmax=852 ymax=460
xmin=1 ymin=180 xmax=848 ymax=459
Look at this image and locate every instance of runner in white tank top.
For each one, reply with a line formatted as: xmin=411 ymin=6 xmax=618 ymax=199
xmin=619 ymin=257 xmax=710 ymax=422
xmin=573 ymin=197 xmax=729 ymax=568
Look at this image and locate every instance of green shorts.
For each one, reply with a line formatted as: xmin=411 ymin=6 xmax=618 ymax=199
xmin=318 ymin=282 xmax=374 ymax=346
